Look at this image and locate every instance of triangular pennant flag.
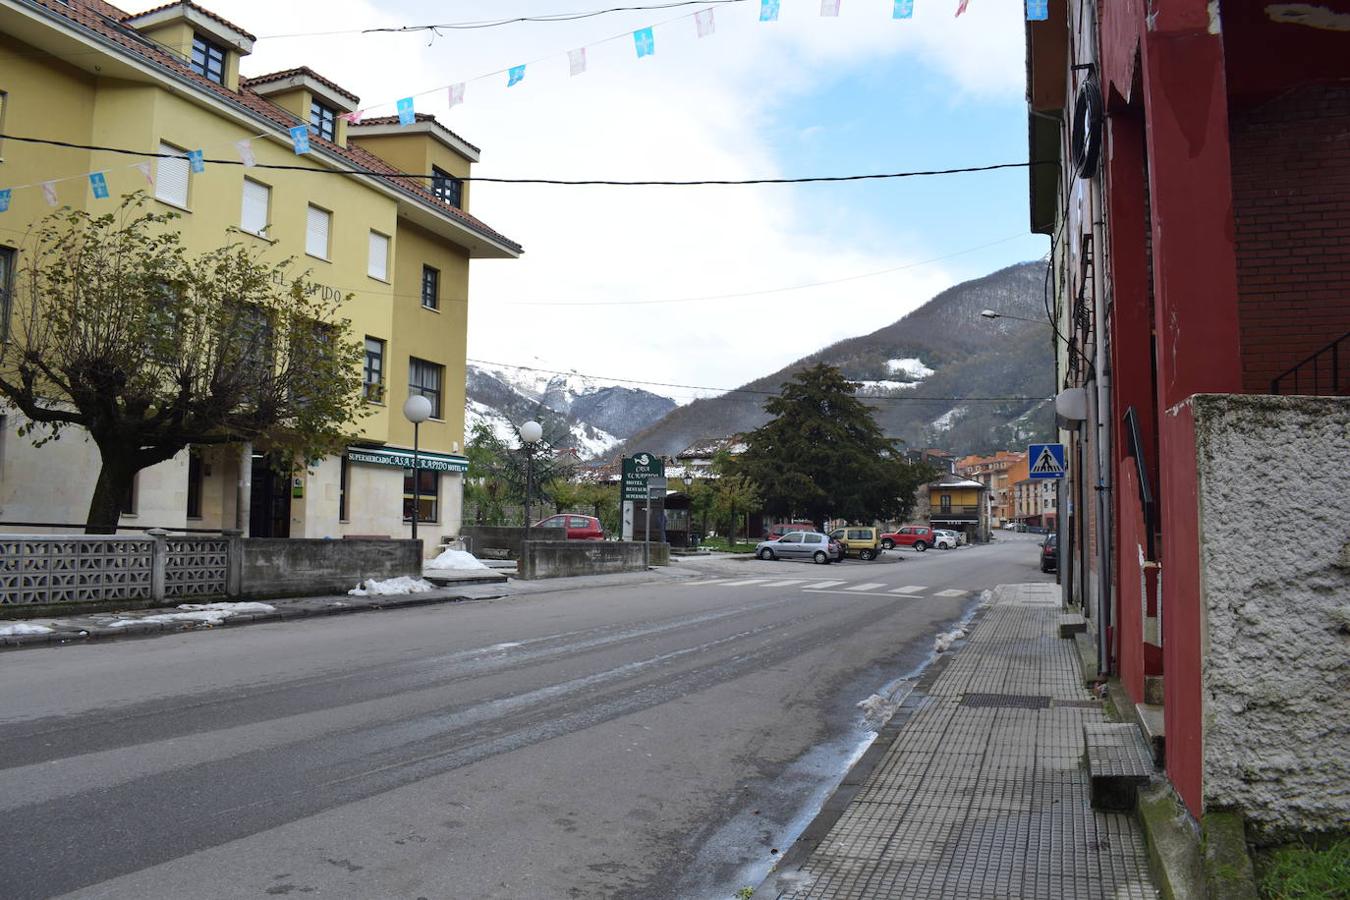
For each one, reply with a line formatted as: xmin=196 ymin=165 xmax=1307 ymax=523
xmin=760 ymin=0 xmax=780 ymax=21
xmin=136 ymin=162 xmax=154 ymax=187
xmin=448 ymin=83 xmax=465 ymax=108
xmin=235 ymin=139 xmax=256 ymax=167
xmin=289 ymin=124 xmax=311 ymax=155
xmin=187 ymin=149 xmax=205 ymax=174
xmin=340 ymin=109 xmax=364 ymax=125
xmin=41 ymin=181 xmax=58 ymax=207
xmin=0 ymin=189 xmax=11 ymax=213
xmin=821 ymin=0 xmax=841 ymax=16
xmin=568 ymin=48 xmax=587 ymax=76
xmin=1026 ymin=0 xmax=1048 ymax=20
xmin=894 ymin=0 xmax=914 ymax=17
xmin=89 ymin=172 xmax=110 ymax=199
xmin=508 ymin=65 xmax=526 ymax=87
xmin=633 ymin=27 xmax=655 ymax=58
xmin=955 ymin=0 xmax=969 ymax=15
xmin=695 ymin=9 xmax=715 ymax=37
xmin=396 ymin=97 xmax=416 ymax=125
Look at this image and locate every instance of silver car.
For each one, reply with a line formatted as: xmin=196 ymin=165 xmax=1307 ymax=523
xmin=755 ymin=531 xmax=838 ymax=564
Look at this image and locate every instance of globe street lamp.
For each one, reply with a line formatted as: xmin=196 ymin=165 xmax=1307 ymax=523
xmin=403 ymin=394 xmax=433 ymax=544
xmin=520 ymin=420 xmax=543 ymax=532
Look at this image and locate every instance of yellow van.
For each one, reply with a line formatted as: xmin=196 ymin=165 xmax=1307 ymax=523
xmin=830 ymin=526 xmax=882 ymax=561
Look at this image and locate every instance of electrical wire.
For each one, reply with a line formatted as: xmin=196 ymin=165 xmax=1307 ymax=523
xmin=0 ymin=134 xmax=1047 ymax=189
xmin=355 ymin=1 xmax=754 ymax=35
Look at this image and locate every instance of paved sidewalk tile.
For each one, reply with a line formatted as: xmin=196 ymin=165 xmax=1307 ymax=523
xmin=774 ymin=583 xmax=1157 ymax=899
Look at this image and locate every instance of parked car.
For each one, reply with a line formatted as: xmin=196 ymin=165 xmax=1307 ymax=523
xmin=880 ymin=525 xmax=936 ymax=552
xmin=533 ymin=514 xmax=605 ymax=540
xmin=755 ymin=531 xmax=839 ymax=564
xmin=1040 ymin=533 xmax=1058 ymax=573
xmin=829 ymin=526 xmax=882 ymax=560
xmin=763 ymin=522 xmax=815 ymax=540
xmin=933 ymin=529 xmax=960 ymax=550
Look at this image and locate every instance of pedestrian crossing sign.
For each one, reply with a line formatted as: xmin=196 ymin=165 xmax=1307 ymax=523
xmin=1028 ymin=443 xmax=1067 ymax=479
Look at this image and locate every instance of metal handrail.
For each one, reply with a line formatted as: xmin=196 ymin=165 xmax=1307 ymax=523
xmin=1270 ymin=332 xmax=1347 ymax=396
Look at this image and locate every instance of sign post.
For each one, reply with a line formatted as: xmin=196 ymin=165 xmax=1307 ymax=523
xmin=621 ymin=452 xmax=666 ymax=545
xmin=644 ymin=477 xmax=667 ymax=568
xmin=1028 ymin=443 xmax=1067 ymax=479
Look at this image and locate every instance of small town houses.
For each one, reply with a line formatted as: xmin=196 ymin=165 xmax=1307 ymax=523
xmin=0 ymin=0 xmax=520 ymax=548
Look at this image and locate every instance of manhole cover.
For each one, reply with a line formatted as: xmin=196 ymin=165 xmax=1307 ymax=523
xmin=961 ymin=693 xmax=1051 ymax=709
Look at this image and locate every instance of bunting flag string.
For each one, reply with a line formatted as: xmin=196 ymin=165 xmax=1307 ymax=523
xmin=135 ymin=162 xmax=154 ymax=186
xmin=1026 ymin=0 xmax=1047 ymax=21
xmin=0 ymin=189 xmax=10 ymax=213
xmin=88 ymin=172 xmax=110 ymax=199
xmin=0 ymin=0 xmax=1007 ymax=210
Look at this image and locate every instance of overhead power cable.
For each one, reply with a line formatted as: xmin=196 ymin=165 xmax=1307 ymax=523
xmin=467 ymin=358 xmax=1051 ymax=404
xmin=354 ymin=1 xmax=753 ymax=35
xmin=0 ymin=133 xmax=1046 ymax=189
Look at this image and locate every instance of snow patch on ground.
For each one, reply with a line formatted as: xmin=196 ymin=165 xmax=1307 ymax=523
xmin=931 ymin=405 xmax=967 ymax=429
xmin=104 ymin=601 xmax=276 ymax=629
xmin=854 ymin=379 xmax=921 ymax=395
xmin=349 ymin=576 xmax=436 ymax=596
xmin=856 ymin=679 xmax=915 ymax=730
xmin=426 ymin=548 xmax=491 ymax=571
xmin=888 ymin=357 xmax=934 ymax=379
xmin=0 ymin=622 xmax=54 ymax=636
xmin=465 ymin=400 xmax=520 ymax=445
xmin=934 ymin=625 xmax=968 ymax=653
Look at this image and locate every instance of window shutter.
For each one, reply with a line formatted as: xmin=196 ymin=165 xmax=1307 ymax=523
xmin=241 ymin=180 xmax=269 ymax=236
xmin=306 ymin=206 xmax=330 ymax=259
xmin=156 ymin=143 xmax=190 ymax=207
xmin=368 ymin=232 xmax=389 ymax=280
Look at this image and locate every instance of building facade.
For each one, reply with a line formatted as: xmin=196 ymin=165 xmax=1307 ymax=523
xmin=955 ymin=450 xmax=1024 ymax=529
xmin=0 ymin=0 xmax=520 ymax=551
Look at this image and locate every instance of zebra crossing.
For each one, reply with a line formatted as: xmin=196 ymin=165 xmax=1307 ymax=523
xmin=674 ymin=577 xmax=968 ymax=599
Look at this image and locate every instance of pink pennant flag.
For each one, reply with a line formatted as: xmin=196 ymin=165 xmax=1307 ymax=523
xmin=448 ymin=83 xmax=465 ymax=108
xmin=235 ymin=139 xmax=256 ymax=167
xmin=340 ymin=109 xmax=364 ymax=125
xmin=136 ymin=162 xmax=154 ymax=187
xmin=568 ymin=48 xmax=587 ymax=76
xmin=695 ymin=9 xmax=715 ymax=36
xmin=41 ymin=181 xmax=58 ymax=207
xmin=955 ymin=0 xmax=969 ymax=15
xmin=821 ymin=0 xmax=841 ymax=15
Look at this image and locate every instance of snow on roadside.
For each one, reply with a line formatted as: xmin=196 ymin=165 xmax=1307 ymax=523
xmin=933 ymin=625 xmax=967 ymax=653
xmin=426 ymin=548 xmax=490 ymax=571
xmin=0 ymin=622 xmax=54 ymax=636
xmin=103 ymin=601 xmax=276 ymax=629
xmin=349 ymin=576 xmax=436 ymax=596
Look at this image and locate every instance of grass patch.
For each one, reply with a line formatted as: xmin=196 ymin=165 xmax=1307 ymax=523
xmin=1255 ymin=837 xmax=1349 ymax=899
xmin=699 ymin=537 xmax=758 ymax=553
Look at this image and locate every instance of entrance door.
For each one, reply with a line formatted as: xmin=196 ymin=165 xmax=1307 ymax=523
xmin=249 ymin=455 xmax=291 ymax=538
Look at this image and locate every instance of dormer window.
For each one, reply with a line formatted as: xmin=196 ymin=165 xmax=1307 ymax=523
xmin=310 ymin=101 xmax=336 ymax=142
xmin=431 ymin=167 xmax=462 ymax=209
xmin=190 ymin=33 xmax=227 ymax=85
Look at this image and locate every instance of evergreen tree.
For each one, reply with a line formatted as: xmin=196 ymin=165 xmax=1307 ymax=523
xmin=732 ymin=363 xmax=931 ymax=528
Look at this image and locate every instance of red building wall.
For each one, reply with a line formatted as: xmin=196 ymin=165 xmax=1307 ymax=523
xmin=1230 ymin=83 xmax=1350 ymax=392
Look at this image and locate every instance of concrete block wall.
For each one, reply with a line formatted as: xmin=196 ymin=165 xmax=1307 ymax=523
xmin=239 ymin=538 xmax=421 ymax=598
xmin=1192 ymin=394 xmax=1350 ymax=838
xmin=519 ymin=541 xmax=668 ymax=580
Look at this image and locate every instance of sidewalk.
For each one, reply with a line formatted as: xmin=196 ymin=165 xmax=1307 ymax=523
xmin=763 ymin=582 xmax=1158 ymax=899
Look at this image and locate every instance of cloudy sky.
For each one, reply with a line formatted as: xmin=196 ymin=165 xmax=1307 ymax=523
xmin=199 ymin=0 xmax=1045 ymax=401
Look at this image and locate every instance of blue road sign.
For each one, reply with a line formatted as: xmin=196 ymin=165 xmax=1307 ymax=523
xmin=1028 ymin=443 xmax=1067 ymax=479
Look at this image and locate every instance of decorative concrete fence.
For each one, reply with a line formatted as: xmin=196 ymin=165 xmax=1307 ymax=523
xmin=0 ymin=531 xmax=419 ymax=615
xmin=518 ymin=540 xmax=669 ymax=579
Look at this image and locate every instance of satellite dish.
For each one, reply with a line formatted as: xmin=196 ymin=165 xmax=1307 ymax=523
xmin=1070 ymin=76 xmax=1102 ymax=180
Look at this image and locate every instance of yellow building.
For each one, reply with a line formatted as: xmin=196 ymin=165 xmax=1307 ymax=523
xmin=0 ymin=0 xmax=520 ymax=550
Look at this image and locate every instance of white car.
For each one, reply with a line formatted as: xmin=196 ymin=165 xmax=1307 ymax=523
xmin=933 ymin=529 xmax=960 ymax=550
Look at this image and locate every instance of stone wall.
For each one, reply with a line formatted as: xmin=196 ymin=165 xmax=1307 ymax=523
xmin=519 ymin=541 xmax=668 ymax=579
xmin=239 ymin=538 xmax=421 ymax=598
xmin=461 ymin=525 xmax=565 ymax=559
xmin=1192 ymin=394 xmax=1350 ymax=838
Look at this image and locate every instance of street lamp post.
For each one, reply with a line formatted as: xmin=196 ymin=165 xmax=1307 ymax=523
xmin=520 ymin=420 xmax=543 ymax=532
xmin=403 ymin=394 xmax=433 ymax=545
xmin=682 ymin=474 xmax=693 ymax=547
xmin=979 ymin=308 xmax=1047 ymax=325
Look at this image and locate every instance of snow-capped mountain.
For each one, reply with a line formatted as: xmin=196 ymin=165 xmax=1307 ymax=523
xmin=464 ymin=364 xmax=676 ymax=459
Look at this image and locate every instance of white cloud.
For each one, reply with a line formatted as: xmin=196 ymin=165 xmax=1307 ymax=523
xmin=189 ymin=0 xmax=1028 ymax=397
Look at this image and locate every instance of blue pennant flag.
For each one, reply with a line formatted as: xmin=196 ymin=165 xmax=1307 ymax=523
xmin=89 ymin=172 xmax=110 ymax=199
xmin=1026 ymin=0 xmax=1048 ymax=20
xmin=760 ymin=0 xmax=780 ymax=21
xmin=396 ymin=97 xmax=416 ymax=126
xmin=0 ymin=189 xmax=10 ymax=213
xmin=894 ymin=0 xmax=914 ymax=18
xmin=187 ymin=149 xmax=205 ymax=174
xmin=508 ymin=65 xmax=526 ymax=87
xmin=289 ymin=124 xmax=311 ymax=155
xmin=634 ymin=27 xmax=655 ymax=58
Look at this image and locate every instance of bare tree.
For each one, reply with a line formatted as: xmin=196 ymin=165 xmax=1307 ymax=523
xmin=0 ymin=196 xmax=366 ymax=532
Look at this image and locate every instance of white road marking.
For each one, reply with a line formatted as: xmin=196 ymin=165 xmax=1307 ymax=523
xmin=804 ymin=581 xmax=847 ymax=590
xmin=720 ymin=579 xmax=771 ymax=587
xmin=759 ymin=580 xmax=805 ymax=588
xmin=934 ymin=589 xmax=968 ymax=597
xmin=847 ymin=583 xmax=887 ymax=592
xmin=891 ymin=585 xmax=928 ymax=594
xmin=679 ymin=579 xmax=733 ymax=586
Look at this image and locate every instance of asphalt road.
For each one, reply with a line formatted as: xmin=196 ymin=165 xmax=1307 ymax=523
xmin=0 ymin=533 xmax=1054 ymax=900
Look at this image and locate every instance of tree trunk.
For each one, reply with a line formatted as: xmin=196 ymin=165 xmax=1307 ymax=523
xmin=86 ymin=453 xmax=138 ymax=535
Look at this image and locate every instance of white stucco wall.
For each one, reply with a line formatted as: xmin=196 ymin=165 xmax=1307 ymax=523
xmin=1192 ymin=394 xmax=1350 ymax=837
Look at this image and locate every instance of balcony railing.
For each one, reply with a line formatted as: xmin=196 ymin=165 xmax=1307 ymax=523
xmin=1270 ymin=332 xmax=1348 ymax=397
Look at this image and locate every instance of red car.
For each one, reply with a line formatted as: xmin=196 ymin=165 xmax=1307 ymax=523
xmin=880 ymin=525 xmax=936 ymax=552
xmin=534 ymin=514 xmax=605 ymax=540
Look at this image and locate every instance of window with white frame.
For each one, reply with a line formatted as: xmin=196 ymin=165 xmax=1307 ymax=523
xmin=305 ymin=205 xmax=331 ymax=259
xmin=368 ymin=231 xmax=389 ymax=280
xmin=309 ymin=100 xmax=337 ymax=142
xmin=408 ymin=357 xmax=442 ymax=419
xmin=241 ymin=179 xmax=270 ymax=237
xmin=156 ymin=142 xmax=190 ymax=208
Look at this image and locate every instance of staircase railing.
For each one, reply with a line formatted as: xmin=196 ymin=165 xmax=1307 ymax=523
xmin=1269 ymin=332 xmax=1347 ymax=397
